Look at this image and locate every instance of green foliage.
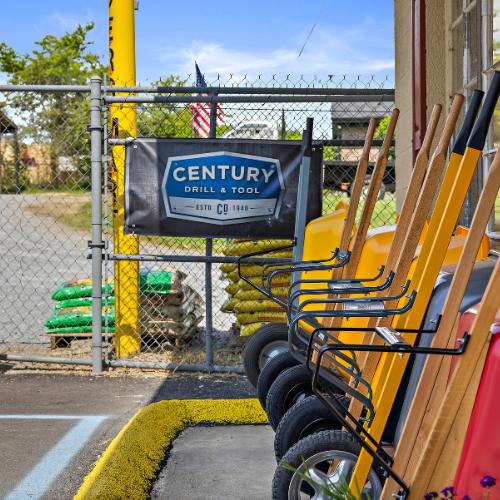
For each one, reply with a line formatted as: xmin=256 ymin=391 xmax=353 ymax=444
xmin=0 ymin=23 xmax=107 ymax=189
xmin=375 ymin=116 xmax=395 ymax=160
xmin=0 ymin=23 xmax=105 ymax=86
xmin=137 ymin=76 xmax=194 ymax=138
xmin=0 ymin=139 xmax=29 ymax=193
xmin=284 ymin=130 xmax=303 ymax=140
xmin=323 ymin=145 xmax=341 ymax=162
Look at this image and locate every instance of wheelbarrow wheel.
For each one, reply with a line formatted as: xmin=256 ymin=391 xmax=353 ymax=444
xmin=272 ymin=430 xmax=385 ymax=500
xmin=265 ymin=364 xmax=344 ymax=431
xmin=257 ymin=350 xmax=300 ymax=410
xmin=274 ymin=394 xmax=350 ymax=460
xmin=243 ymin=323 xmax=289 ymax=387
xmin=244 ymin=322 xmax=308 ymax=388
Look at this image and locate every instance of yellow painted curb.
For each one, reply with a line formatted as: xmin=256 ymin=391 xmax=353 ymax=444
xmin=74 ymin=399 xmax=268 ymax=500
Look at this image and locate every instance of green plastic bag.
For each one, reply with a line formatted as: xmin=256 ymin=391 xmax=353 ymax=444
xmin=44 ymin=306 xmax=115 ymax=329
xmin=51 ymin=278 xmax=114 ymax=301
xmin=139 ymin=269 xmax=185 ymax=295
xmin=46 ymin=326 xmax=115 ymax=334
xmin=54 ymin=297 xmax=116 ymax=310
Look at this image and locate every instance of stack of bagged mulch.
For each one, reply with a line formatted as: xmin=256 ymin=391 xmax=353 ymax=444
xmin=45 ymin=269 xmax=204 ymax=343
xmin=219 ymin=239 xmax=292 ymax=338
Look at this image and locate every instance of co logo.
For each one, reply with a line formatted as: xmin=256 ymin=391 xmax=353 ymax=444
xmin=217 ymin=204 xmax=229 ymax=215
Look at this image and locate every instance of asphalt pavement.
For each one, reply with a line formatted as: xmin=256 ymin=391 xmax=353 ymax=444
xmin=0 ymin=369 xmax=257 ymax=500
xmin=151 ymin=425 xmax=276 ymax=500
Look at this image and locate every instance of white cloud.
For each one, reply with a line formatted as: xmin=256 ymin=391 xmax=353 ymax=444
xmin=156 ymin=20 xmax=394 ymax=83
xmin=46 ymin=11 xmax=84 ymax=31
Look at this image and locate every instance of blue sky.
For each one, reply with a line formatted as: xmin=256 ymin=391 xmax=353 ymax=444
xmin=0 ymin=0 xmax=395 ymax=85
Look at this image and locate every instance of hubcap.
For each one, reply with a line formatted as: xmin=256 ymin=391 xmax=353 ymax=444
xmin=284 ymin=384 xmax=312 ymax=411
xmin=288 ymin=450 xmax=382 ymax=500
xmin=257 ymin=340 xmax=289 ymax=370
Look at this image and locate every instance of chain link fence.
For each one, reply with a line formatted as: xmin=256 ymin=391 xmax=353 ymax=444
xmin=0 ymin=75 xmax=395 ymax=373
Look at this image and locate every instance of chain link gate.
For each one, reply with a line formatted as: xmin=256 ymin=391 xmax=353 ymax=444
xmin=0 ymin=75 xmax=395 ymax=373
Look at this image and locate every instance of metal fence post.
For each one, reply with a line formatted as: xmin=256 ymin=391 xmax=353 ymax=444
xmin=205 ymin=93 xmax=218 ymax=369
xmin=209 ymin=92 xmax=218 ymax=138
xmin=91 ymin=75 xmax=103 ymax=374
xmin=14 ymin=129 xmax=20 ymax=194
xmin=291 ymin=118 xmax=313 ymax=304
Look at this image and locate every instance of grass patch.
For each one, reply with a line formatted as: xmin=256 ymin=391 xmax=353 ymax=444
xmin=22 ymin=185 xmax=91 ymax=196
xmin=57 ymin=200 xmax=93 ymax=232
xmin=323 ymin=190 xmax=397 ymax=228
xmin=52 ymin=199 xmax=228 ymax=253
xmin=32 ymin=190 xmax=397 ymax=249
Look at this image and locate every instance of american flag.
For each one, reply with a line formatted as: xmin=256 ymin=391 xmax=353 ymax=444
xmin=190 ymin=63 xmax=225 ymax=138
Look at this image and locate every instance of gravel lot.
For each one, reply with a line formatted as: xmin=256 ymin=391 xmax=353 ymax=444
xmin=0 ymin=193 xmax=234 ymax=356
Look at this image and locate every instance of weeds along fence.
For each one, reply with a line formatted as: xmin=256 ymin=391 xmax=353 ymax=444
xmin=0 ymin=75 xmax=395 ymax=373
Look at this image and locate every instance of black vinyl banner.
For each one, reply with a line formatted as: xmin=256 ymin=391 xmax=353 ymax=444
xmin=124 ymin=138 xmax=323 ymax=239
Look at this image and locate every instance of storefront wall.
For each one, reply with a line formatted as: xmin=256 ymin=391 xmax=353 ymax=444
xmin=394 ymin=0 xmax=414 ymax=213
xmin=394 ymin=0 xmax=499 ymax=234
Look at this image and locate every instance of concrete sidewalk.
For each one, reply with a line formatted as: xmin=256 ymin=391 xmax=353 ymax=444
xmin=151 ymin=425 xmax=276 ymax=500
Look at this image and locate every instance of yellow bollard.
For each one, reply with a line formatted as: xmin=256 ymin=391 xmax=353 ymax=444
xmin=109 ymin=0 xmax=141 ymax=355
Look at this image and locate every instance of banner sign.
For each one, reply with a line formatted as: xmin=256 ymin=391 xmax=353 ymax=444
xmin=124 ymin=138 xmax=323 ymax=239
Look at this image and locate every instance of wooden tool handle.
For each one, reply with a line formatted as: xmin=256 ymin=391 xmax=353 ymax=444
xmin=406 ymin=254 xmax=500 ymax=499
xmin=432 ymin=94 xmax=464 ymax=160
xmin=330 ymin=117 xmax=377 ymax=282
xmin=320 ymin=110 xmax=399 ymax=329
xmin=382 ymin=139 xmax=500 ymax=500
xmin=381 ymin=104 xmax=442 ymax=283
xmin=344 ymin=108 xmax=399 ymax=280
xmin=349 ymin=98 xmax=464 ymax=420
xmin=419 ymin=104 xmax=441 ymax=156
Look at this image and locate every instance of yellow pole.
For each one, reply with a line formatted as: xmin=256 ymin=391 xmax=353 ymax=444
xmin=109 ymin=0 xmax=141 ymax=355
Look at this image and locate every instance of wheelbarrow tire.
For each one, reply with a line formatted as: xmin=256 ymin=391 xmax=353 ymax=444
xmin=265 ymin=364 xmax=344 ymax=431
xmin=274 ymin=394 xmax=349 ymax=460
xmin=257 ymin=350 xmax=300 ymax=410
xmin=272 ymin=430 xmax=385 ymax=500
xmin=243 ymin=322 xmax=289 ymax=387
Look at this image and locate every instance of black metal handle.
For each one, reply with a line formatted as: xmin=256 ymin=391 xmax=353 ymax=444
xmin=320 ymin=331 xmax=469 ymax=356
xmin=265 ymin=252 xmax=350 ymax=295
xmin=289 ymin=290 xmax=417 ymax=332
xmin=287 ymin=266 xmax=387 ymax=300
xmin=467 ymin=71 xmax=500 ymax=151
xmin=296 ymin=280 xmax=411 ymax=313
xmin=287 ymin=271 xmax=394 ymax=307
xmin=452 ymin=89 xmax=484 ymax=155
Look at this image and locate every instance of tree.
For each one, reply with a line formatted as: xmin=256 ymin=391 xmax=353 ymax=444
xmin=137 ymin=76 xmax=194 ymax=138
xmin=136 ymin=76 xmax=234 ymax=139
xmin=0 ymin=23 xmax=107 ymax=188
xmin=375 ymin=116 xmax=396 ymax=161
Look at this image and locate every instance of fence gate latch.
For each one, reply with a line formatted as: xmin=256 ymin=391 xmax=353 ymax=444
xmin=88 ymin=241 xmax=105 ymax=249
xmin=86 ymin=125 xmax=104 ymax=132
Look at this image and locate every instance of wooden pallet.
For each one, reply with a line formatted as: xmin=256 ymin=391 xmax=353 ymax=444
xmin=45 ymin=332 xmax=114 ymax=349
